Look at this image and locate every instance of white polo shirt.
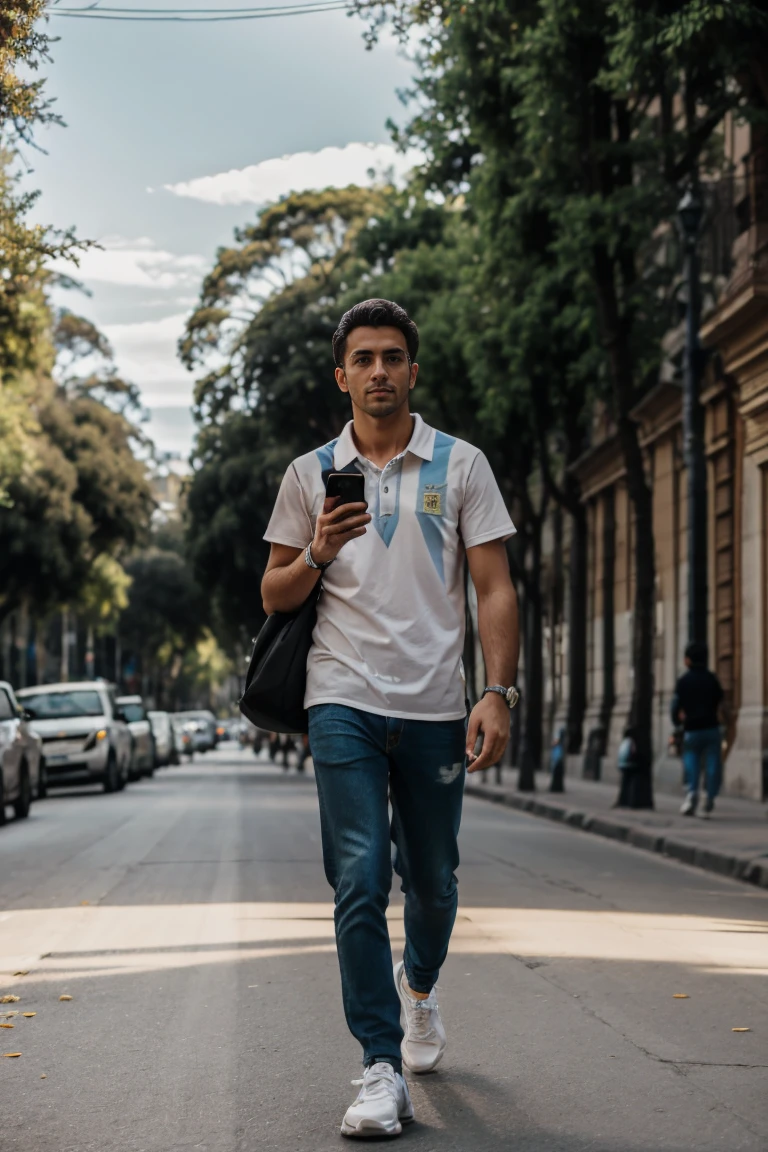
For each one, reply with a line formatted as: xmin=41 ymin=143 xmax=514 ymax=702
xmin=264 ymin=413 xmax=515 ymax=721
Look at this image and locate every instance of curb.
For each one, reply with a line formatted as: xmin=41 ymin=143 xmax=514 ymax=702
xmin=464 ymin=782 xmax=768 ymax=890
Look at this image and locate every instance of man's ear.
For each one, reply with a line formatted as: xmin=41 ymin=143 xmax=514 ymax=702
xmin=409 ymin=361 xmax=419 ymax=391
xmin=335 ymin=365 xmax=349 ymax=393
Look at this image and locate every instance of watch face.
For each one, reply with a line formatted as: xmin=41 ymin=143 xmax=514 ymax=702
xmin=506 ymin=687 xmax=520 ymax=708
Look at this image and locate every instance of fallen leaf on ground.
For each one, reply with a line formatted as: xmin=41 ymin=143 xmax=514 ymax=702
xmin=40 ymin=1074 xmax=46 ymax=1079
xmin=58 ymin=995 xmax=73 ymax=1002
xmin=0 ymin=1012 xmax=18 ymax=1018
xmin=80 ymin=901 xmax=89 ymax=906
xmin=732 ymin=1027 xmax=751 ymax=1032
xmin=13 ymin=971 xmax=28 ymax=977
xmin=22 ymin=1013 xmax=36 ymax=1018
xmin=0 ymin=1023 xmax=14 ymax=1029
xmin=0 ymin=995 xmax=20 ymax=1004
xmin=2 ymin=1052 xmax=21 ymax=1058
xmin=672 ymin=994 xmax=689 ymax=999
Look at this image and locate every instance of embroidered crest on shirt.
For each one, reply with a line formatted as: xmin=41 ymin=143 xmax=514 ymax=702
xmin=423 ymin=491 xmax=442 ymax=515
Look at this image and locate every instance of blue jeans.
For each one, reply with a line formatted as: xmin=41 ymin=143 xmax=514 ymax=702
xmin=682 ymin=727 xmax=723 ymax=802
xmin=308 ymin=703 xmax=466 ymax=1072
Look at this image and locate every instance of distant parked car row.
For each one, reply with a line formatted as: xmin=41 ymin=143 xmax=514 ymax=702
xmin=1 ymin=678 xmax=231 ymax=824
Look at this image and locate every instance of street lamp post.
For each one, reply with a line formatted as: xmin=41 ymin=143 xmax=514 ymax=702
xmin=677 ymin=185 xmax=708 ymax=649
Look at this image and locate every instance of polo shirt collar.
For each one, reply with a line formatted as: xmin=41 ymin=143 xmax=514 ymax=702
xmin=333 ymin=413 xmax=436 ymax=469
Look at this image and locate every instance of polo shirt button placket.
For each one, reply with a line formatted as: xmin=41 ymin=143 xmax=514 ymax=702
xmin=380 ymin=460 xmax=398 ymax=516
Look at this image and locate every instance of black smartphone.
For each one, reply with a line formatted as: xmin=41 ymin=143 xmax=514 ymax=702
xmin=326 ymin=472 xmax=366 ymax=507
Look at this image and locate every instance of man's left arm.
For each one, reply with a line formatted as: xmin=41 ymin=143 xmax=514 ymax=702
xmin=465 ymin=540 xmax=519 ymax=773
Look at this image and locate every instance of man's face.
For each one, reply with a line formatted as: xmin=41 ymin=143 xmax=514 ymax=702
xmin=335 ymin=326 xmax=418 ymax=418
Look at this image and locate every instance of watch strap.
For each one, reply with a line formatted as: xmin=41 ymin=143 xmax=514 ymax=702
xmin=482 ymin=685 xmax=519 ymax=708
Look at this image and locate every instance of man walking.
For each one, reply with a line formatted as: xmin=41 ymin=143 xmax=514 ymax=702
xmin=671 ymin=642 xmax=725 ymax=818
xmin=262 ymin=299 xmax=519 ymax=1138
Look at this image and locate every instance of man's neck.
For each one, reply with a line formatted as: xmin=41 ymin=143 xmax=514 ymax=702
xmin=351 ymin=407 xmax=415 ymax=470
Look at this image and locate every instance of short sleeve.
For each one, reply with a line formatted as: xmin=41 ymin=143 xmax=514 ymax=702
xmin=460 ymin=451 xmax=516 ymax=548
xmin=264 ymin=463 xmax=312 ymax=549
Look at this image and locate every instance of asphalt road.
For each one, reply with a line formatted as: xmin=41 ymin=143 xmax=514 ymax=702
xmin=1 ymin=748 xmax=766 ymax=1152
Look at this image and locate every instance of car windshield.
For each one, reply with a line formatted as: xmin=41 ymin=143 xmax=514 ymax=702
xmin=121 ymin=703 xmax=146 ymax=723
xmin=23 ymin=690 xmax=103 ymax=719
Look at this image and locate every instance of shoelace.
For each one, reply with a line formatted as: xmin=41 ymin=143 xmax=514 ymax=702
xmin=351 ymin=1065 xmax=397 ymax=1091
xmin=405 ymin=993 xmax=440 ymax=1042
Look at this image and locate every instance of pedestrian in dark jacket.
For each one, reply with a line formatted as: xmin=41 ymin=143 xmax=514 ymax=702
xmin=670 ymin=642 xmax=725 ymax=818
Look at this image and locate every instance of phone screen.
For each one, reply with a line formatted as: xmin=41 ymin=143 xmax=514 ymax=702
xmin=326 ymin=472 xmax=366 ymax=507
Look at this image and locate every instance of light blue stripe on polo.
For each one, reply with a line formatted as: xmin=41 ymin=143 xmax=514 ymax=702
xmin=373 ymin=465 xmax=402 ymax=548
xmin=315 ymin=439 xmax=339 ymax=474
xmin=416 ymin=430 xmax=455 ymax=584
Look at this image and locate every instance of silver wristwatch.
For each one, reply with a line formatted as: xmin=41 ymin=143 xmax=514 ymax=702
xmin=304 ymin=543 xmax=334 ymax=571
xmin=482 ymin=685 xmax=520 ymax=709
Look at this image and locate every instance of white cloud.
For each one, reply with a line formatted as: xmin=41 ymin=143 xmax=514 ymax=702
xmin=163 ymin=142 xmax=425 ymax=207
xmin=101 ymin=313 xmax=194 ymax=407
xmin=58 ymin=235 xmax=208 ymax=290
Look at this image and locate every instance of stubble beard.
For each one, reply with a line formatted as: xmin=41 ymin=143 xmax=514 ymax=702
xmin=359 ymin=391 xmax=408 ymax=419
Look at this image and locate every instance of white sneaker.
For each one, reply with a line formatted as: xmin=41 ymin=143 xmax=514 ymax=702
xmin=341 ymin=1062 xmax=413 ymax=1139
xmin=680 ymin=791 xmax=697 ymax=816
xmin=394 ymin=960 xmax=447 ymax=1074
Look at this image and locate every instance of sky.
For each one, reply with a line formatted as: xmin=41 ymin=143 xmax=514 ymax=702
xmin=31 ymin=3 xmax=416 ymax=456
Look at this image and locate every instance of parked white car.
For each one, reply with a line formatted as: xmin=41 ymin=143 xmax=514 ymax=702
xmin=17 ymin=681 xmax=131 ymax=793
xmin=117 ymin=696 xmax=156 ymax=778
xmin=0 ymin=681 xmax=44 ymax=823
xmin=147 ymin=710 xmax=175 ymax=767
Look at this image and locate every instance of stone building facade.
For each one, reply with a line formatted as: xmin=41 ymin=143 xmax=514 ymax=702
xmin=551 ymin=127 xmax=768 ymax=802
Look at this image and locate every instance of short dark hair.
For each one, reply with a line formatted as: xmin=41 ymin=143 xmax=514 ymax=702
xmin=332 ymin=299 xmax=419 ymax=367
xmin=685 ymin=641 xmax=708 ymax=666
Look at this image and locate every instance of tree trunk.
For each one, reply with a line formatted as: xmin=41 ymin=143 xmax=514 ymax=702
xmin=60 ymin=608 xmax=70 ymax=683
xmin=592 ymin=245 xmax=655 ymax=809
xmin=518 ymin=536 xmax=544 ymax=792
xmin=599 ymin=485 xmax=616 ymax=737
xmin=35 ymin=619 xmax=47 ymax=684
xmin=549 ymin=503 xmax=563 ymax=742
xmin=566 ymin=499 xmax=588 ymax=754
xmin=623 ymin=463 xmax=655 ymax=807
xmin=85 ymin=625 xmax=95 ymax=681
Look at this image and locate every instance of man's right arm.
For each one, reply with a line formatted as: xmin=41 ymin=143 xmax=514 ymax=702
xmin=261 ymin=498 xmax=371 ymax=615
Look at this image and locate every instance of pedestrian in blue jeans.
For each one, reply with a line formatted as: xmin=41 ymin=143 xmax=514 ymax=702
xmin=261 ymin=299 xmax=520 ymax=1138
xmin=671 ymin=641 xmax=725 ymax=818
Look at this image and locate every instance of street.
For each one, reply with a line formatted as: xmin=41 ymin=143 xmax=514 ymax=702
xmin=1 ymin=749 xmax=766 ymax=1152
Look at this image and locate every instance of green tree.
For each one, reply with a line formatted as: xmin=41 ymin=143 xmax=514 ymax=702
xmin=356 ymin=0 xmax=768 ymax=803
xmin=182 ymin=186 xmax=391 ymax=641
xmin=0 ymin=0 xmax=62 ymax=146
xmin=351 ymin=183 xmax=596 ymax=787
xmin=120 ymin=549 xmax=209 ymax=709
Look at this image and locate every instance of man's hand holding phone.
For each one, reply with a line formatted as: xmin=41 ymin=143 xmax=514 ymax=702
xmin=311 ymin=474 xmax=370 ymax=566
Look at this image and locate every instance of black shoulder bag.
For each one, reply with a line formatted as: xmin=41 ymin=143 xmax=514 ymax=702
xmin=240 ymin=460 xmax=361 ymax=733
xmin=239 ymin=581 xmax=321 ymax=734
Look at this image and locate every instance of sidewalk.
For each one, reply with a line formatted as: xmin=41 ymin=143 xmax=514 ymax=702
xmin=465 ymin=771 xmax=768 ymax=889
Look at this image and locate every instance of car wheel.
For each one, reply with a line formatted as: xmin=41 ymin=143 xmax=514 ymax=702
xmin=144 ymin=739 xmax=156 ymax=777
xmin=103 ymin=751 xmax=119 ymax=793
xmin=127 ymin=740 xmax=140 ymax=782
xmin=37 ymin=758 xmax=48 ymax=800
xmin=14 ymin=763 xmax=32 ymax=820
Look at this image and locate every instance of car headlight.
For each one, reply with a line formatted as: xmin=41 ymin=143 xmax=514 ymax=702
xmin=83 ymin=729 xmax=108 ymax=751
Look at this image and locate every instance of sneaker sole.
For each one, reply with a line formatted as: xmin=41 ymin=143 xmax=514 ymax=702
xmin=341 ymin=1116 xmax=413 ymax=1138
xmin=394 ymin=961 xmax=446 ymax=1075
